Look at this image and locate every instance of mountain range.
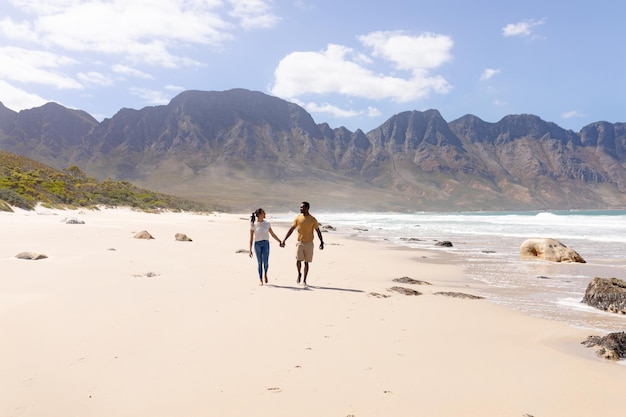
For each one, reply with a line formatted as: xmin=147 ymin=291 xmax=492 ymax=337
xmin=1 ymin=88 xmax=625 ymax=212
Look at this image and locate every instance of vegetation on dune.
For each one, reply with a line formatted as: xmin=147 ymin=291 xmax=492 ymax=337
xmin=0 ymin=150 xmax=214 ymax=212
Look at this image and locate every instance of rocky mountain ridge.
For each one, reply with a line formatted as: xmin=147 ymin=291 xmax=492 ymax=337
xmin=1 ymin=88 xmax=625 ymax=211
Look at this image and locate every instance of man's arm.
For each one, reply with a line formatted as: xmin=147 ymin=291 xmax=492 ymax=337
xmin=316 ymin=227 xmax=324 ymax=250
xmin=282 ymin=226 xmax=296 ymax=246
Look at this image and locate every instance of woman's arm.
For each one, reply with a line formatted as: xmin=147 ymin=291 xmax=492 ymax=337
xmin=249 ymin=229 xmax=254 ymax=257
xmin=269 ymin=227 xmax=282 ymax=244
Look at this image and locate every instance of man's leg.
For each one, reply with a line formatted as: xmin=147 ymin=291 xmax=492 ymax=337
xmin=296 ymin=260 xmax=302 ymax=283
xmin=303 ymin=262 xmax=309 ymax=285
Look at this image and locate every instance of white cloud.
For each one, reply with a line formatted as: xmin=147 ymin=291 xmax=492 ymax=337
xmin=0 ymin=80 xmax=49 ymax=111
xmin=112 ymin=64 xmax=153 ymax=80
xmin=0 ymin=46 xmax=82 ymax=88
xmin=367 ymin=106 xmax=382 ymax=117
xmin=480 ymin=68 xmax=500 ymax=81
xmin=0 ymin=15 xmax=39 ymax=42
xmin=5 ymin=0 xmax=74 ymax=15
xmin=271 ymin=31 xmax=453 ymax=105
xmin=30 ymin=2 xmax=229 ymax=66
xmin=165 ymin=84 xmax=185 ymax=92
xmin=358 ymin=31 xmax=453 ymax=72
xmin=291 ymin=99 xmax=383 ymax=121
xmin=1 ymin=0 xmax=278 ymax=67
xmin=228 ymin=0 xmax=281 ymax=30
xmin=77 ymin=71 xmax=114 ymax=87
xmin=299 ymin=100 xmax=360 ymax=118
xmin=0 ymin=0 xmax=279 ymax=111
xmin=561 ymin=110 xmax=586 ymax=119
xmin=129 ymin=87 xmax=173 ymax=105
xmin=502 ymin=19 xmax=545 ymax=38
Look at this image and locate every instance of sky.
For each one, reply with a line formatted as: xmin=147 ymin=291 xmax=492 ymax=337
xmin=0 ymin=0 xmax=624 ymax=133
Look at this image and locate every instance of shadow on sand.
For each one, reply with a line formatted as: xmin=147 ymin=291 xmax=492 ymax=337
xmin=267 ymin=283 xmax=364 ymax=293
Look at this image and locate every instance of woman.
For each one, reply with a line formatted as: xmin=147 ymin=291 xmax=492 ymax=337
xmin=249 ymin=208 xmax=282 ymax=285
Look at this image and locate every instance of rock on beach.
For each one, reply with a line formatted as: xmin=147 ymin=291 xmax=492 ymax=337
xmin=175 ymin=233 xmax=193 ymax=241
xmin=519 ymin=238 xmax=585 ymax=263
xmin=15 ymin=251 xmax=48 ymax=260
xmin=581 ymin=277 xmax=626 ymax=314
xmin=134 ymin=230 xmax=154 ymax=239
xmin=582 ymin=332 xmax=626 ymax=360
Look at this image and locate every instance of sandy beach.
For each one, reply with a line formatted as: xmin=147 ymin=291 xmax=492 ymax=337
xmin=0 ymin=206 xmax=623 ymax=417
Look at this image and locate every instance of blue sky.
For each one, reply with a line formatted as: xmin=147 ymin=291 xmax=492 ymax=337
xmin=0 ymin=0 xmax=623 ymax=133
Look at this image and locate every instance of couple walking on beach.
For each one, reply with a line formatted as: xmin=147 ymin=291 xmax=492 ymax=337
xmin=248 ymin=201 xmax=324 ymax=286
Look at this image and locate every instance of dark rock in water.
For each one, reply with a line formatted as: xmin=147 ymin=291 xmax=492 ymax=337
xmin=388 ymin=286 xmax=422 ymax=296
xmin=582 ymin=332 xmax=626 ymax=360
xmin=392 ymin=276 xmax=432 ymax=285
xmin=434 ymin=292 xmax=484 ymax=300
xmin=581 ymin=277 xmax=626 ymax=314
xmin=435 ymin=240 xmax=453 ymax=247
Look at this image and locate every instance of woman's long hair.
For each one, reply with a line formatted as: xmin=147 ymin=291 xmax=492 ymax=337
xmin=250 ymin=208 xmax=263 ymax=223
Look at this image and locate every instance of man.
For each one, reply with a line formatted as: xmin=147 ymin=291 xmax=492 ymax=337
xmin=282 ymin=201 xmax=324 ymax=285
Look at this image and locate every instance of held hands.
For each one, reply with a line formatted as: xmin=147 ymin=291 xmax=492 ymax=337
xmin=276 ymin=239 xmax=322 ymax=249
xmin=249 ymin=250 xmax=253 ymax=258
xmin=277 ymin=240 xmax=323 ymax=249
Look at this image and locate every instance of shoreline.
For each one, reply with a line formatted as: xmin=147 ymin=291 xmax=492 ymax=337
xmin=303 ymin=211 xmax=626 ymax=336
xmin=1 ymin=206 xmax=624 ymax=417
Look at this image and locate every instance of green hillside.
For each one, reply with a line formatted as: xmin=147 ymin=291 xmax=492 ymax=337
xmin=0 ymin=150 xmax=215 ymax=212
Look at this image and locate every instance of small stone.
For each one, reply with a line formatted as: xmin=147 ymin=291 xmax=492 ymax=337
xmin=388 ymin=286 xmax=422 ymax=296
xmin=392 ymin=276 xmax=432 ymax=285
xmin=175 ymin=232 xmax=192 ymax=241
xmin=16 ymin=251 xmax=48 ymax=260
xmin=434 ymin=292 xmax=484 ymax=300
xmin=133 ymin=230 xmax=154 ymax=239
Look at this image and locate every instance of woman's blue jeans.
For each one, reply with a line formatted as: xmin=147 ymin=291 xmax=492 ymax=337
xmin=254 ymin=240 xmax=270 ymax=279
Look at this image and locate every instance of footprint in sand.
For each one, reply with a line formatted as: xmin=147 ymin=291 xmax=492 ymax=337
xmin=12 ymin=407 xmax=29 ymax=416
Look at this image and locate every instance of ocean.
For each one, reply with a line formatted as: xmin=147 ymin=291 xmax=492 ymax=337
xmin=276 ymin=210 xmax=626 ymax=334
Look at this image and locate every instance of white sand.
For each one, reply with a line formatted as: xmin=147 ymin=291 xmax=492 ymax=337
xmin=0 ymin=206 xmax=623 ymax=417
